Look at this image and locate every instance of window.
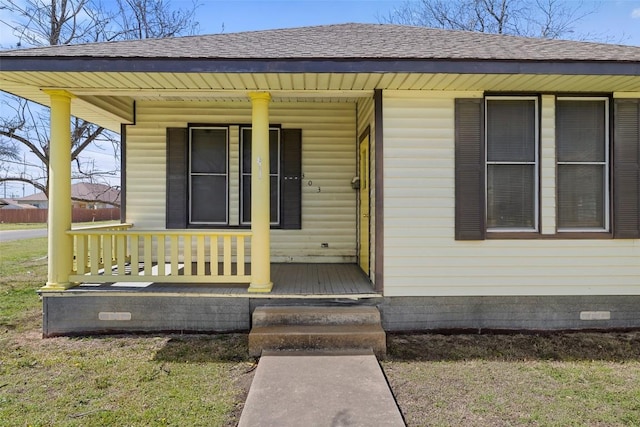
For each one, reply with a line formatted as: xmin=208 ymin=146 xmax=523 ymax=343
xmin=455 ymin=96 xmax=640 ymax=240
xmin=455 ymin=97 xmax=640 ymax=240
xmin=240 ymin=127 xmax=281 ymax=225
xmin=485 ymin=97 xmax=538 ymax=231
xmin=189 ymin=127 xmax=228 ymax=225
xmin=556 ymin=98 xmax=609 ymax=231
xmin=166 ymin=126 xmax=302 ymax=230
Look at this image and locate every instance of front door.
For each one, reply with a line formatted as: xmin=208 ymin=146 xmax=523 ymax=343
xmin=358 ymin=134 xmax=370 ymax=274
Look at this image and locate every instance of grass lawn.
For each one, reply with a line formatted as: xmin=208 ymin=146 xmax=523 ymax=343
xmin=0 ymin=222 xmax=48 ymax=230
xmin=384 ymin=333 xmax=640 ymax=426
xmin=1 ymin=237 xmax=639 ymax=426
xmin=0 ymin=238 xmax=255 ymax=426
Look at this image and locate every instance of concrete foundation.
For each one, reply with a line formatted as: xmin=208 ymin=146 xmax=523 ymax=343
xmin=42 ymin=294 xmax=640 ymax=337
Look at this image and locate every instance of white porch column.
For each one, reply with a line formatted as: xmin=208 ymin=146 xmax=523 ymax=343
xmin=248 ymin=92 xmax=273 ymax=292
xmin=41 ymin=90 xmax=74 ymax=290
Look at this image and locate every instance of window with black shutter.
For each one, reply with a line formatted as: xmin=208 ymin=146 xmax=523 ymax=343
xmin=455 ymin=95 xmax=638 ymax=240
xmin=166 ymin=125 xmax=302 ymax=230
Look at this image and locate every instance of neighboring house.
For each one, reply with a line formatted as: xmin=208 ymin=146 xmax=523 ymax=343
xmin=15 ymin=182 xmax=121 ymax=209
xmin=1 ymin=23 xmax=639 ymax=336
xmin=0 ymin=198 xmax=37 ymax=209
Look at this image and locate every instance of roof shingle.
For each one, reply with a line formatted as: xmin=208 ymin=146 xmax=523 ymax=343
xmin=2 ymin=23 xmax=639 ymax=62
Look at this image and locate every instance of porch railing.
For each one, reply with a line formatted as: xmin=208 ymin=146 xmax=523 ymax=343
xmin=68 ymin=225 xmax=252 ymax=284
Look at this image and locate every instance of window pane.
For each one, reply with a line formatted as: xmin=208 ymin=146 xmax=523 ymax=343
xmin=487 ymin=165 xmax=535 ymax=228
xmin=270 ymin=175 xmax=279 ymax=222
xmin=269 ymin=130 xmax=279 ymax=174
xmin=191 ymin=129 xmax=227 ymax=173
xmin=191 ymin=175 xmax=226 ymax=223
xmin=241 ymin=176 xmax=280 ymax=224
xmin=241 ymin=127 xmax=280 ymax=225
xmin=242 ymin=175 xmax=251 ymax=223
xmin=557 ymin=101 xmax=605 ymax=162
xmin=242 ymin=129 xmax=252 ymax=172
xmin=487 ymin=100 xmax=536 ymax=162
xmin=558 ymin=165 xmax=604 ymax=228
xmin=242 ymin=129 xmax=279 ymax=174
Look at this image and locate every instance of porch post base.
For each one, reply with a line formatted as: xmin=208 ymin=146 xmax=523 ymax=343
xmin=248 ymin=282 xmax=273 ymax=293
xmin=40 ymin=282 xmax=74 ymax=291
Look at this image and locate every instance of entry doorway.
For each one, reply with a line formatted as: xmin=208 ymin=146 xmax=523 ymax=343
xmin=358 ymin=132 xmax=370 ymax=274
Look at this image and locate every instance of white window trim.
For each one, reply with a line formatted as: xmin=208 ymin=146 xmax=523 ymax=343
xmin=485 ymin=96 xmax=540 ymax=233
xmin=239 ymin=127 xmax=281 ymax=226
xmin=556 ymin=96 xmax=610 ymax=233
xmin=188 ymin=126 xmax=229 ymax=226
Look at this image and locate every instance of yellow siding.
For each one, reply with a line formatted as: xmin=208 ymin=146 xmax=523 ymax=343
xmin=540 ymin=95 xmax=556 ymax=234
xmin=383 ymin=90 xmax=640 ymax=297
xmin=126 ymin=101 xmax=357 ymax=263
xmin=229 ymin=126 xmax=240 ymax=226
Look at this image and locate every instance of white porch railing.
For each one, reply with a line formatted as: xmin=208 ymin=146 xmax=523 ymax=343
xmin=68 ymin=224 xmax=252 ymax=284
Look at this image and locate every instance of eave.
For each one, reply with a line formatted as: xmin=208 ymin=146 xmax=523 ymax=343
xmin=2 ymin=56 xmax=640 ymax=132
xmin=2 ymin=56 xmax=640 ymax=76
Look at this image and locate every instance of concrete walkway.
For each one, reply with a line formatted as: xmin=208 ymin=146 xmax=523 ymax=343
xmin=238 ymin=350 xmax=405 ymax=427
xmin=0 ymin=228 xmax=47 ymax=242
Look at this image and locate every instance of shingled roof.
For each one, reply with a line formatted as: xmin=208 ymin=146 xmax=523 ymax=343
xmin=2 ymin=23 xmax=640 ymax=62
xmin=17 ymin=183 xmax=120 ymax=206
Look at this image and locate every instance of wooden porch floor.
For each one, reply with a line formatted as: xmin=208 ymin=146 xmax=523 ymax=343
xmin=69 ymin=263 xmax=378 ymax=297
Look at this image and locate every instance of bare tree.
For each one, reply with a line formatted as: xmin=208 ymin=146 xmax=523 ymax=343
xmin=0 ymin=139 xmax=19 ymax=162
xmin=380 ymin=0 xmax=599 ymax=39
xmin=108 ymin=0 xmax=199 ymax=40
xmin=0 ymin=0 xmax=199 ymax=198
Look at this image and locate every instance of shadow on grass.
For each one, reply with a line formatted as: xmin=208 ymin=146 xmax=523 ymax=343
xmin=153 ymin=333 xmax=252 ymax=363
xmin=387 ymin=331 xmax=640 ymax=362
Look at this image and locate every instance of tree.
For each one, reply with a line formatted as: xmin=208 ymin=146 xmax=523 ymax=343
xmin=380 ymin=0 xmax=599 ymax=39
xmin=0 ymin=139 xmax=19 ymax=162
xmin=0 ymin=0 xmax=199 ymax=197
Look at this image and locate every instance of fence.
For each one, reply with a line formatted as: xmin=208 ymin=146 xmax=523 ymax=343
xmin=0 ymin=208 xmax=121 ymax=224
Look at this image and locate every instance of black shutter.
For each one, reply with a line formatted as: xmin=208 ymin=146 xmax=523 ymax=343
xmin=613 ymin=99 xmax=640 ymax=238
xmin=281 ymin=129 xmax=302 ymax=229
xmin=455 ymin=99 xmax=486 ymax=240
xmin=166 ymin=127 xmax=188 ymax=229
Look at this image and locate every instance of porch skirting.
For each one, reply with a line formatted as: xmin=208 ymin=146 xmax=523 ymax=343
xmin=41 ymin=293 xmax=640 ymax=337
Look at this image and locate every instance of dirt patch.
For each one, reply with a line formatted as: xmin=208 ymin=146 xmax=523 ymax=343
xmin=387 ymin=330 xmax=640 ymax=361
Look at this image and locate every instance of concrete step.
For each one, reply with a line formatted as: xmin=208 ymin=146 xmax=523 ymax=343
xmin=248 ymin=324 xmax=386 ymax=358
xmin=249 ymin=306 xmax=386 ymax=358
xmin=252 ymin=305 xmax=381 ymax=327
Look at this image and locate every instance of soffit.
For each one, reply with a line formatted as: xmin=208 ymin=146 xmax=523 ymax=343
xmin=2 ymin=70 xmax=640 ymax=131
xmin=4 ymin=71 xmax=640 ymax=94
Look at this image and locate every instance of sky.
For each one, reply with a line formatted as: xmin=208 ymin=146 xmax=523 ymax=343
xmin=1 ymin=0 xmax=640 ymax=198
xmin=192 ymin=0 xmax=640 ymax=45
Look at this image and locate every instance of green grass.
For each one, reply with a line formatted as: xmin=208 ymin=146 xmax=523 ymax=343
xmin=0 ymin=334 xmax=253 ymax=426
xmin=0 ymin=238 xmax=47 ymax=331
xmin=0 ymin=239 xmax=253 ymax=427
xmin=383 ymin=333 xmax=640 ymax=426
xmin=0 ymin=222 xmax=48 ymax=230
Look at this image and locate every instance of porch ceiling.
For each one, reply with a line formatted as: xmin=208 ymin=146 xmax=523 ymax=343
xmin=2 ymin=70 xmax=640 ymax=132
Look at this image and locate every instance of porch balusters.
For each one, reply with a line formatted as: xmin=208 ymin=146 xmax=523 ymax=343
xmin=67 ymin=228 xmax=251 ymax=284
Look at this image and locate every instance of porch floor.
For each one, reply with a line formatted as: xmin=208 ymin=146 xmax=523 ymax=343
xmin=66 ymin=263 xmax=379 ymax=298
